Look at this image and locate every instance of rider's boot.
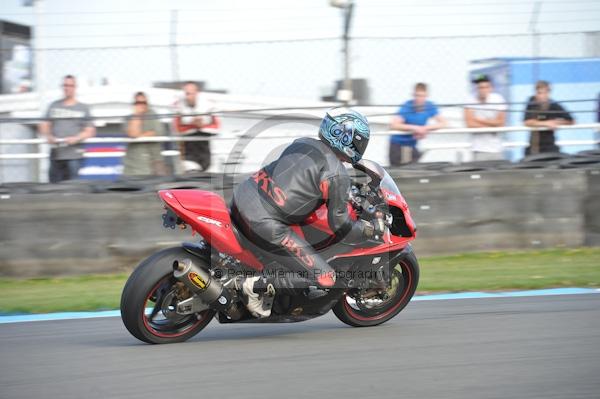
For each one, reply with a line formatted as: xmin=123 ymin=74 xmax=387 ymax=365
xmin=237 ymin=274 xmax=332 ymax=318
xmin=306 ymin=286 xmax=328 ymax=300
xmin=235 ymin=276 xmax=274 ymax=318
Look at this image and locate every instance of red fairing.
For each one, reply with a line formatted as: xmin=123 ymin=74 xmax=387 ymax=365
xmin=158 ymin=185 xmax=417 ymax=270
xmin=304 ymin=203 xmax=357 ymax=235
xmin=331 ymin=189 xmax=416 ymax=259
xmin=304 ymin=204 xmax=330 ymax=234
xmin=383 ymin=189 xmax=417 ymax=237
xmin=158 ymin=190 xmax=263 ymax=270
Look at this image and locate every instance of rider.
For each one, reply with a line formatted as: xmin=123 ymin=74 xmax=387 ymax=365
xmin=230 ymin=108 xmax=383 ymax=317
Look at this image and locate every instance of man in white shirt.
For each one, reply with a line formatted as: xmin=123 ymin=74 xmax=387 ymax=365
xmin=173 ymin=81 xmax=220 ymax=171
xmin=464 ymin=75 xmax=507 ymax=161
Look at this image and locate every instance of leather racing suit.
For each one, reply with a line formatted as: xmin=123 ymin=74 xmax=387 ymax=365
xmin=231 ymin=137 xmax=369 ymax=289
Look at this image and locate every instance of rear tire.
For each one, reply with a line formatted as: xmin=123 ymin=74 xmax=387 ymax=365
xmin=333 ymin=246 xmax=419 ymax=327
xmin=120 ymin=247 xmax=215 ymax=344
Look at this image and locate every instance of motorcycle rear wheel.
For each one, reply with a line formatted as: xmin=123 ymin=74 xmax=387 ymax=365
xmin=333 ymin=247 xmax=419 ymax=327
xmin=120 ymin=247 xmax=215 ymax=344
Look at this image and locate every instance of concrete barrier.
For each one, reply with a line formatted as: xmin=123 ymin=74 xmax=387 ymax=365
xmin=399 ymin=169 xmax=588 ymax=254
xmin=584 ymin=170 xmax=600 ymax=246
xmin=0 ymin=168 xmax=598 ymax=277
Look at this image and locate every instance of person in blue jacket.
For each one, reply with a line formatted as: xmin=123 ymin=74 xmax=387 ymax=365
xmin=389 ymin=82 xmax=447 ymax=166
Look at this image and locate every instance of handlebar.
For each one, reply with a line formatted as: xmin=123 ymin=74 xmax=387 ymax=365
xmin=349 ymin=182 xmax=392 ymax=232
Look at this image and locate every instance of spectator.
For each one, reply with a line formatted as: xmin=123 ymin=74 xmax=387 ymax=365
xmin=464 ymin=74 xmax=507 ymax=161
xmin=122 ymin=92 xmax=167 ymax=176
xmin=38 ymin=75 xmax=95 ymax=183
xmin=523 ymin=80 xmax=574 ymax=155
xmin=173 ymin=81 xmax=220 ymax=172
xmin=389 ymin=82 xmax=446 ymax=166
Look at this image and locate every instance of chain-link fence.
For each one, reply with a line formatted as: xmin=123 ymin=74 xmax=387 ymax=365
xmin=1 ymin=31 xmax=599 ymax=183
xmin=30 ymin=31 xmax=600 ymax=102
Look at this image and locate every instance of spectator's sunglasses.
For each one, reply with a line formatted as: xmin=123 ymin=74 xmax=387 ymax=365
xmin=134 ymin=100 xmax=148 ymax=105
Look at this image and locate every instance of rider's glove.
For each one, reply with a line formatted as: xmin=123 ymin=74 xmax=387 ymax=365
xmin=362 ymin=218 xmax=385 ymax=241
xmin=372 ymin=217 xmax=386 ymax=240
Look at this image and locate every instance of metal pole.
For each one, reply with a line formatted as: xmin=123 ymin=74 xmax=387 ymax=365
xmin=529 ymin=1 xmax=542 ymax=83
xmin=342 ymin=2 xmax=354 ymax=96
xmin=334 ymin=1 xmax=354 ymax=105
xmin=34 ymin=0 xmax=45 ymax=183
xmin=33 ymin=0 xmax=45 ymax=93
xmin=170 ymin=9 xmax=179 ymax=82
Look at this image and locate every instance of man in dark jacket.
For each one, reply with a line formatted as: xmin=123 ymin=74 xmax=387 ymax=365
xmin=231 ymin=108 xmax=381 ymax=317
xmin=523 ymin=80 xmax=574 ymax=155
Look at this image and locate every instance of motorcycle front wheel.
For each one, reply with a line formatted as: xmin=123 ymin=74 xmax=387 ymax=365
xmin=120 ymin=247 xmax=215 ymax=344
xmin=333 ymin=246 xmax=419 ymax=327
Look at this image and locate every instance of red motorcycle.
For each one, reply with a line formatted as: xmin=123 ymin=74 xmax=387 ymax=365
xmin=120 ymin=159 xmax=419 ymax=344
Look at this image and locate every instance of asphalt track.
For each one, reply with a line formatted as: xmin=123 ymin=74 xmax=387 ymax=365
xmin=1 ymin=294 xmax=599 ymax=399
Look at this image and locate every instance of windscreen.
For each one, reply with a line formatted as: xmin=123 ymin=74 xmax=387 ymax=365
xmin=380 ymin=170 xmax=401 ymax=196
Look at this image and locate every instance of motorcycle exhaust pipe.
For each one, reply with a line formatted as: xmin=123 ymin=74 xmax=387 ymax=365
xmin=172 ymin=258 xmax=231 ymax=311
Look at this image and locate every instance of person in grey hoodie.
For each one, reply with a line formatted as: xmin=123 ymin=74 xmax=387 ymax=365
xmin=38 ymin=75 xmax=95 ymax=183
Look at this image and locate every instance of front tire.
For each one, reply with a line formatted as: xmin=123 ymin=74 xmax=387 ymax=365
xmin=333 ymin=246 xmax=419 ymax=327
xmin=120 ymin=247 xmax=215 ymax=344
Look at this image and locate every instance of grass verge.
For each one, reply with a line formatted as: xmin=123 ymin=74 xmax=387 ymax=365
xmin=0 ymin=247 xmax=599 ymax=314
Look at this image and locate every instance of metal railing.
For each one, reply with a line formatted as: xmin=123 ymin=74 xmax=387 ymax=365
xmin=0 ymin=123 xmax=598 ymax=182
xmin=1 ymin=123 xmax=598 ymax=157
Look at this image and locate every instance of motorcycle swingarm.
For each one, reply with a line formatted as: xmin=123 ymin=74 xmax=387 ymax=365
xmin=175 ymin=296 xmax=211 ymax=315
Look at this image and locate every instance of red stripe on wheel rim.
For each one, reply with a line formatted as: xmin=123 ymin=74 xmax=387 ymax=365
xmin=343 ymin=260 xmax=413 ymax=322
xmin=141 ymin=277 xmax=206 ymax=338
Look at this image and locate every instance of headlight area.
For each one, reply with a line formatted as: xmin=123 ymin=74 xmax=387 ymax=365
xmin=389 ymin=206 xmax=413 ymax=237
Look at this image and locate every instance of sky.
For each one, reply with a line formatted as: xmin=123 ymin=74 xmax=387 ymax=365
xmin=1 ymin=0 xmax=599 ymax=48
xmin=0 ymin=0 xmax=599 ymax=103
